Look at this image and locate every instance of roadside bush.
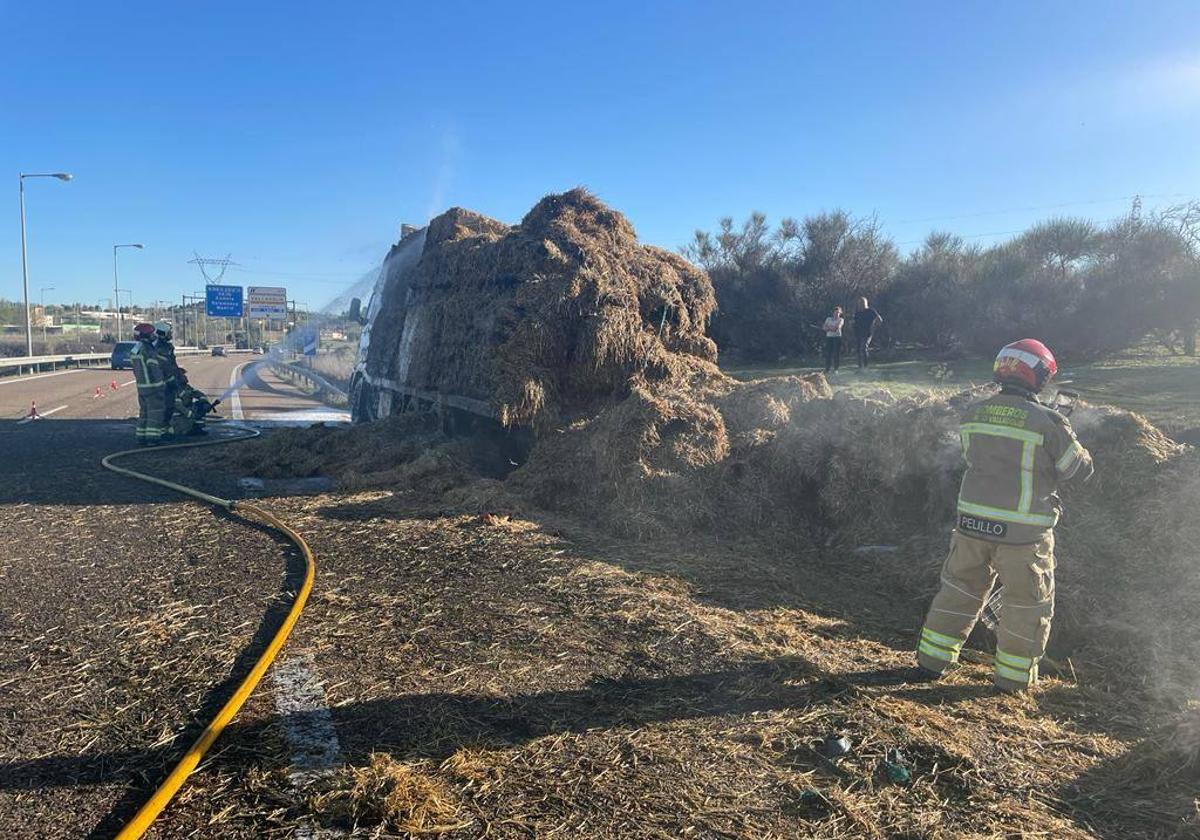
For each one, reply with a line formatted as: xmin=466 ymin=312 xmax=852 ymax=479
xmin=690 ymin=203 xmax=1200 ymax=362
xmin=685 ymin=211 xmax=897 ymax=360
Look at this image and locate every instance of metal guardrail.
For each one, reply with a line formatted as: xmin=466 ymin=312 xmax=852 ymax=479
xmin=270 ymin=359 xmax=349 ymax=400
xmin=0 ymin=352 xmax=111 ymax=374
xmin=0 ymin=346 xmax=233 ymax=377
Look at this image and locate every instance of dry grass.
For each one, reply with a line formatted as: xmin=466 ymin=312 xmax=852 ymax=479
xmin=186 ymin=411 xmax=496 ymax=494
xmin=10 ymin=460 xmax=1194 ymax=836
xmin=307 ymin=344 xmax=358 ymax=390
xmin=309 ymin=753 xmax=470 ymax=834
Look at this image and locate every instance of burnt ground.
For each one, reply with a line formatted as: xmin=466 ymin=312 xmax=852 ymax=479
xmin=0 ymin=419 xmax=1196 ymax=838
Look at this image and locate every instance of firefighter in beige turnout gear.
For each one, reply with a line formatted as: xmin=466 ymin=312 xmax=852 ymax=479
xmin=918 ymin=339 xmax=1094 ymax=692
xmin=130 ymin=322 xmax=167 ymax=445
xmin=154 ymin=321 xmax=181 ymax=434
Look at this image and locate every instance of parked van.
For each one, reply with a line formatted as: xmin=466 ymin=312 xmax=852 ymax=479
xmin=110 ymin=342 xmax=136 ymax=370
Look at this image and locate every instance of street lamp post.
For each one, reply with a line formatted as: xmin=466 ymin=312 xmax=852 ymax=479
xmin=113 ymin=243 xmax=144 ymax=341
xmin=18 ymin=172 xmax=72 ymax=356
xmin=193 ymin=290 xmax=207 ymax=346
xmin=116 ymin=289 xmax=134 ymax=335
xmin=39 ymin=286 xmax=55 ymax=346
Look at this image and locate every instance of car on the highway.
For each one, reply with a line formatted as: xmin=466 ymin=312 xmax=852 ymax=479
xmin=211 ymin=345 xmax=227 ymax=357
xmin=110 ymin=341 xmax=136 ymax=369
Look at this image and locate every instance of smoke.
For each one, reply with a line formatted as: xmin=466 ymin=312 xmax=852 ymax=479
xmin=214 ymin=327 xmax=314 ymax=404
xmin=1064 ymin=404 xmax=1106 ymax=435
xmin=216 ymin=358 xmax=264 ymax=404
xmin=424 ymin=125 xmax=462 ymax=222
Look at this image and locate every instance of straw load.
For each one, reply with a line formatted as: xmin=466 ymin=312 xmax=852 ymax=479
xmin=286 ymin=190 xmax=1200 ymax=696
xmin=351 ymin=189 xmax=718 ymax=428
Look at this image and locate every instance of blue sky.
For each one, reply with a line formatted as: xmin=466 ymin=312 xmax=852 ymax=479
xmin=2 ymin=1 xmax=1199 ymax=310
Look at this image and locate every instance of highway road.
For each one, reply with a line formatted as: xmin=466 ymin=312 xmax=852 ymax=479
xmin=0 ymin=353 xmax=347 ymax=507
xmin=0 ymin=353 xmax=347 ymax=426
xmin=0 ymin=353 xmax=350 ymax=836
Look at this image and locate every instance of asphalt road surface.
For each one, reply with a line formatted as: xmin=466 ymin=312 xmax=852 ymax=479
xmin=0 ymin=354 xmax=348 ymax=505
xmin=0 ymin=354 xmax=347 ymax=837
xmin=0 ymin=353 xmax=347 ymax=425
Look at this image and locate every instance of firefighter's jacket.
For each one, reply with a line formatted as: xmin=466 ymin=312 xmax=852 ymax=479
xmin=157 ymin=339 xmax=181 ymax=388
xmin=170 ymin=385 xmax=215 ymax=435
xmin=956 ymin=389 xmax=1093 ymax=544
xmin=130 ymin=340 xmax=165 ymax=392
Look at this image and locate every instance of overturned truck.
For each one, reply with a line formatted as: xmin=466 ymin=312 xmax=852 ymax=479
xmin=350 ymin=189 xmax=717 ymax=430
xmin=348 ymin=189 xmax=1200 ymax=702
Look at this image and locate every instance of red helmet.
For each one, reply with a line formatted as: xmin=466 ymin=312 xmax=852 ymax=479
xmin=133 ymin=322 xmax=156 ymax=341
xmin=993 ymin=339 xmax=1057 ymax=392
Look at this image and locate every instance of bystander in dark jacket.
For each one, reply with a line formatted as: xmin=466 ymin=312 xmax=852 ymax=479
xmin=852 ymin=297 xmax=883 ymax=369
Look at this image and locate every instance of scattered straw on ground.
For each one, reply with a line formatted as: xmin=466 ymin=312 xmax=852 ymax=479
xmin=10 ymin=189 xmax=1194 ymax=838
xmin=309 ymin=752 xmax=470 ymax=834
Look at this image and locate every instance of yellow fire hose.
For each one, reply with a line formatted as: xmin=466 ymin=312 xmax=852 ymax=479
xmin=101 ymin=427 xmax=316 ymax=839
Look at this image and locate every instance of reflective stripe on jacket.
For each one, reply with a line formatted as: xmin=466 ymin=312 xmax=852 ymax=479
xmin=130 ymin=342 xmax=165 ymax=390
xmin=956 ymin=391 xmax=1093 ymax=544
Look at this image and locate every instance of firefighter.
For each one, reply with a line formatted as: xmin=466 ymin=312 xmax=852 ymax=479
xmin=154 ymin=321 xmax=180 ymax=433
xmin=169 ymin=383 xmax=217 ymax=436
xmin=917 ymin=339 xmax=1094 ymax=692
xmin=130 ymin=323 xmax=167 ymax=445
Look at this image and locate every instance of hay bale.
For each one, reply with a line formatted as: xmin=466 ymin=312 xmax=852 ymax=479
xmin=715 ymin=374 xmax=832 ymax=442
xmin=1053 ymin=410 xmax=1200 ymax=697
xmin=354 ymin=188 xmax=718 ymax=429
xmin=508 ymin=373 xmax=731 ymax=536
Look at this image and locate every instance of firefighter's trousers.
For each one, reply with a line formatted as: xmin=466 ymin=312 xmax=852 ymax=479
xmin=162 ymin=382 xmax=178 ymax=430
xmin=136 ymin=386 xmax=168 ymax=444
xmin=917 ymin=530 xmax=1055 ymax=692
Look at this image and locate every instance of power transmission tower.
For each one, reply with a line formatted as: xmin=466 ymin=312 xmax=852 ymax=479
xmin=187 ymin=252 xmax=238 ymax=283
xmin=186 ymin=253 xmax=239 ymax=346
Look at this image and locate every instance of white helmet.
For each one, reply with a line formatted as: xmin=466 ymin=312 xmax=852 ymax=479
xmin=153 ymin=320 xmax=173 ymax=341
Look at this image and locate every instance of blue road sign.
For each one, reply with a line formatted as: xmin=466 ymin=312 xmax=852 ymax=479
xmin=301 ymin=326 xmax=319 ymax=356
xmin=205 ymin=284 xmax=244 ymax=318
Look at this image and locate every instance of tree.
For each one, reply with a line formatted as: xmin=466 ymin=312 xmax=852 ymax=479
xmin=882 ymin=233 xmax=979 ymax=351
xmin=685 ymin=211 xmax=898 ymax=360
xmin=1157 ymin=202 xmax=1200 ymax=355
xmin=687 ymin=203 xmax=1199 ymax=362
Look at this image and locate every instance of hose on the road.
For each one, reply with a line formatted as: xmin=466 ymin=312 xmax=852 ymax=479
xmin=101 ymin=427 xmax=316 ymax=840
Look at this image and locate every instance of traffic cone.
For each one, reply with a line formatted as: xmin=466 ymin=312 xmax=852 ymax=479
xmin=26 ymin=401 xmax=41 ymax=420
xmin=93 ymin=386 xmax=106 ymax=399
xmin=110 ymin=379 xmax=119 ymax=391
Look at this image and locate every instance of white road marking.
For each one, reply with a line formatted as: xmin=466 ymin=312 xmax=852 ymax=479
xmin=250 ymin=409 xmax=351 ymax=423
xmin=17 ymin=404 xmax=69 ymax=424
xmin=229 ymin=361 xmax=247 ymax=420
xmin=272 ymin=653 xmax=347 ymax=837
xmin=0 ymin=368 xmax=87 ymax=387
xmin=294 ymin=826 xmax=346 ymax=840
xmin=118 ymin=379 xmax=135 ymax=388
xmin=272 ymin=653 xmax=344 ymax=784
